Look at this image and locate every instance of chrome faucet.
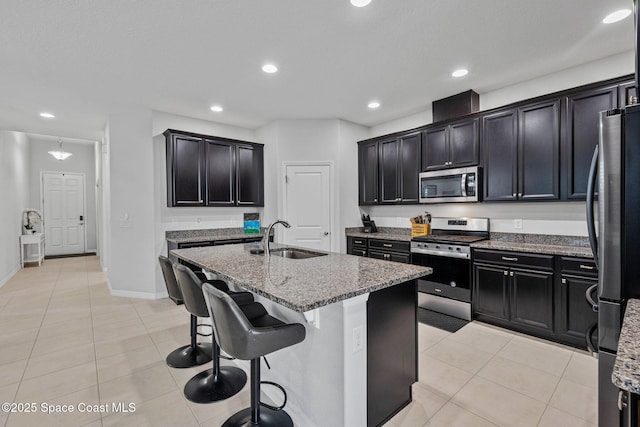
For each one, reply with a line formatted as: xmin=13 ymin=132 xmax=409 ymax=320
xmin=263 ymin=219 xmax=291 ymax=256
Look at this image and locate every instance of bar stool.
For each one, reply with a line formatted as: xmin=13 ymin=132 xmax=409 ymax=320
xmin=202 ymin=282 xmax=306 ymax=427
xmin=173 ymin=263 xmax=252 ymax=403
xmin=158 ymin=255 xmax=212 ymax=368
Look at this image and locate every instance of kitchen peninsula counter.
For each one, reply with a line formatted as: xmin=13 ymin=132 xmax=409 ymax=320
xmin=171 ymin=243 xmax=431 ymax=427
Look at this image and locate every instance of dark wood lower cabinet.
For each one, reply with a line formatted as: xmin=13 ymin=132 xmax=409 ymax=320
xmin=473 ymin=250 xmax=598 ymax=349
xmin=347 ymin=236 xmax=411 ymax=263
xmin=367 ymin=280 xmax=416 ymax=427
xmin=509 ymin=267 xmax=554 ymax=334
xmin=473 ymin=263 xmax=509 ymax=322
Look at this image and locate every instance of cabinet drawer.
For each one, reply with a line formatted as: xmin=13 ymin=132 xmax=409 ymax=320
xmin=368 ymin=239 xmax=410 ymax=253
xmin=558 ymin=257 xmax=597 ymax=276
xmin=473 ymin=249 xmax=554 ymax=269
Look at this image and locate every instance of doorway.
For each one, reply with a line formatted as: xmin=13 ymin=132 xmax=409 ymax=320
xmin=282 ymin=162 xmax=334 ymax=252
xmin=41 ymin=172 xmax=86 ymax=256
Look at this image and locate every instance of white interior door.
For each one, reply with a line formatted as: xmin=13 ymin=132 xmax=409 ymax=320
xmin=42 ymin=172 xmax=86 ymax=255
xmin=283 ymin=163 xmax=332 ymax=251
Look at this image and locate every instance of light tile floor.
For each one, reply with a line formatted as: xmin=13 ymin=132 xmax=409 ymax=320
xmin=0 ymin=256 xmax=597 ymax=427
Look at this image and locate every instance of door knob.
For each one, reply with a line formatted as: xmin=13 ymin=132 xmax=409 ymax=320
xmin=323 ymin=232 xmax=329 ymax=236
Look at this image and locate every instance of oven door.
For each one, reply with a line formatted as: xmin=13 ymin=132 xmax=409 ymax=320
xmin=413 ymin=251 xmax=472 ymax=320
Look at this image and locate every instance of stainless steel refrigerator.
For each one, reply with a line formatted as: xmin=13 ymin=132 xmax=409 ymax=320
xmin=587 ymin=104 xmax=640 ymax=426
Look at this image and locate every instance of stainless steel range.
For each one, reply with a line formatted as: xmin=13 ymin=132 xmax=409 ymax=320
xmin=411 ymin=217 xmax=489 ymax=320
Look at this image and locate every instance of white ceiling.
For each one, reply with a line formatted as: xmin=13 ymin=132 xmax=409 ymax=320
xmin=0 ymin=0 xmax=634 ymax=141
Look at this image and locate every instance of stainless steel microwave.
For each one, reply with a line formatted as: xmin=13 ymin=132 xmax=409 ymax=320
xmin=419 ymin=166 xmax=481 ymax=203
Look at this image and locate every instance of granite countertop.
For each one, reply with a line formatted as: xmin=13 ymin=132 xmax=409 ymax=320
xmin=470 ymin=240 xmax=594 ymax=258
xmin=613 ymin=299 xmax=640 ymax=394
xmin=171 ymin=243 xmax=431 ymax=312
xmin=166 ymin=227 xmax=268 ymax=244
xmin=345 ymin=227 xmax=412 ymax=242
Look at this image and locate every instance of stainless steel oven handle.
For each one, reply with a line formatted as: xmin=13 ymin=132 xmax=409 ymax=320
xmin=410 ymin=248 xmax=470 ymax=259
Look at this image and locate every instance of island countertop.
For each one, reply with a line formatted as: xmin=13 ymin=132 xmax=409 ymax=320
xmin=170 ymin=243 xmax=432 ymax=312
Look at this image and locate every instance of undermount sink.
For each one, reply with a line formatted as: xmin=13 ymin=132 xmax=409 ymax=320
xmin=269 ymin=248 xmax=327 ymax=260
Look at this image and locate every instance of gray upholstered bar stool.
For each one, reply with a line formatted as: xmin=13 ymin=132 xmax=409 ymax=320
xmin=158 ymin=255 xmax=212 ymax=368
xmin=202 ymin=282 xmax=306 ymax=427
xmin=173 ymin=263 xmax=254 ymax=403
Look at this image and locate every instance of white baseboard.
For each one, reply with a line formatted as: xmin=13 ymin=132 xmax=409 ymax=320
xmin=107 ymin=279 xmax=168 ymax=300
xmin=0 ymin=265 xmax=21 ymax=289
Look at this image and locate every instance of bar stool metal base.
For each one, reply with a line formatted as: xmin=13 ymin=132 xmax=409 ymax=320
xmin=184 ymin=366 xmax=247 ymax=403
xmin=222 ymin=407 xmax=294 ymax=427
xmin=165 ymin=342 xmax=212 ymax=368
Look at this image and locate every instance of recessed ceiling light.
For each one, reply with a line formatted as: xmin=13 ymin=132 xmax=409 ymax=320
xmin=210 ymin=105 xmax=223 ymax=112
xmin=262 ymin=64 xmax=278 ymax=73
xmin=40 ymin=112 xmax=55 ymax=118
xmin=452 ymin=69 xmax=469 ymax=78
xmin=351 ymin=0 xmax=372 ymax=7
xmin=368 ymin=101 xmax=380 ymax=109
xmin=603 ymin=9 xmax=632 ymax=24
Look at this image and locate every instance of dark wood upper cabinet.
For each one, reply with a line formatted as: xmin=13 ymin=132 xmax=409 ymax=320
xmin=482 ymin=109 xmax=518 ymax=201
xmin=563 ymin=85 xmax=618 ymax=199
xmin=399 ymin=132 xmax=421 ymax=203
xmin=236 ymin=143 xmax=264 ymax=206
xmin=380 ymin=138 xmax=400 ymax=203
xmin=205 ymin=139 xmax=234 ymax=206
xmin=359 ymin=132 xmax=421 ymax=205
xmin=358 ymin=140 xmax=379 ymax=205
xmin=422 ymin=126 xmax=448 ymax=170
xmin=164 ymin=129 xmax=264 ymax=207
xmin=518 ymin=99 xmax=561 ymax=201
xmin=422 ymin=118 xmax=478 ymax=171
xmin=166 ymin=133 xmax=205 ymax=206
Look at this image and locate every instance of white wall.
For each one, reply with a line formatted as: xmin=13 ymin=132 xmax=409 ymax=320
xmin=0 ymin=131 xmax=30 ymax=286
xmin=28 ymin=137 xmax=97 ymax=252
xmin=362 ymin=51 xmax=635 ymax=236
xmin=105 ymin=108 xmax=157 ymax=297
xmin=259 ymin=119 xmax=368 ymax=252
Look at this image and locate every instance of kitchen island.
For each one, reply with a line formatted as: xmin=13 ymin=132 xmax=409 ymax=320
xmin=171 ymin=243 xmax=431 ymax=427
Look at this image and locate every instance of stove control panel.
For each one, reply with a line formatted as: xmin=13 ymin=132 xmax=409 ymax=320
xmin=410 ymin=241 xmax=471 ymax=259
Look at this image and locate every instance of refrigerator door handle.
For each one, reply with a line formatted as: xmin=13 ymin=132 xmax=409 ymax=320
xmin=586 ymin=283 xmax=599 ymax=312
xmin=586 ymin=144 xmax=599 ymax=266
xmin=585 ymin=323 xmax=598 ymax=358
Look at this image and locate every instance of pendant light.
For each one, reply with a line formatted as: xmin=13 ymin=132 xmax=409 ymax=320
xmin=48 ymin=137 xmax=72 ymax=160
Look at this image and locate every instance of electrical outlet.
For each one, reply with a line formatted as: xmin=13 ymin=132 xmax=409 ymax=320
xmin=514 ymin=219 xmax=523 ymax=229
xmin=353 ymin=325 xmax=363 ymax=353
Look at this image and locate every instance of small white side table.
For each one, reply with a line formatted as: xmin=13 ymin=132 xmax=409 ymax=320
xmin=20 ymin=233 xmax=45 ymax=267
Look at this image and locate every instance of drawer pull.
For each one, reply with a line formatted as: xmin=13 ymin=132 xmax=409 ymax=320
xmin=434 ymin=288 xmax=442 ymax=293
xmin=383 ymin=244 xmax=393 ymax=248
xmin=502 ymin=256 xmax=518 ymax=261
xmin=504 ymin=271 xmax=509 ymax=276
xmin=561 ymin=278 xmax=567 ymax=284
xmin=579 ymin=264 xmax=595 ymax=270
xmin=509 ymin=271 xmax=514 ymax=276
xmin=354 ymin=240 xmax=363 ymax=244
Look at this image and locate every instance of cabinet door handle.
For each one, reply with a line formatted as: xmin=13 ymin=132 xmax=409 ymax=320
xmin=503 ymin=271 xmax=509 ymax=276
xmin=374 ymin=198 xmax=378 ymax=202
xmin=561 ymin=278 xmax=567 ymax=284
xmin=512 ymin=193 xmax=516 ymax=197
xmin=383 ymin=244 xmax=393 ymax=248
xmin=517 ymin=193 xmax=522 ymax=197
xmin=509 ymin=271 xmax=514 ymax=276
xmin=502 ymin=256 xmax=518 ymax=261
xmin=360 ymin=250 xmax=366 ymax=256
xmin=580 ymin=264 xmax=595 ymax=270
